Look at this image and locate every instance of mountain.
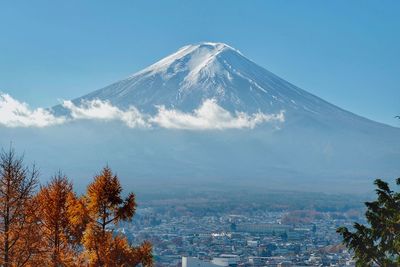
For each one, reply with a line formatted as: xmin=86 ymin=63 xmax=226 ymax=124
xmin=67 ymin=42 xmax=321 ymax=113
xmin=54 ymin=42 xmax=391 ymax=131
xmin=3 ymin=42 xmax=399 ymax=193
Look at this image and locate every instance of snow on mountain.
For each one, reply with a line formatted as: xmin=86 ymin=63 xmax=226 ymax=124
xmin=57 ymin=43 xmax=326 ymax=113
xmin=2 ymin=42 xmax=398 ymax=192
xmin=52 ymin=42 xmax=391 ymax=133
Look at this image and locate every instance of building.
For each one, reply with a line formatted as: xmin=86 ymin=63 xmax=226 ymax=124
xmin=235 ymin=224 xmax=292 ymax=234
xmin=211 ymin=254 xmax=239 ymax=266
xmin=182 ymin=257 xmax=220 ymax=267
xmin=277 ymin=261 xmax=292 ymax=267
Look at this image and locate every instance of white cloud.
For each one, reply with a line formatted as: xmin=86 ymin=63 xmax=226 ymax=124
xmin=0 ymin=93 xmax=65 ymax=127
xmin=0 ymin=93 xmax=284 ymax=130
xmin=150 ymin=99 xmax=284 ymax=130
xmin=62 ymin=99 xmax=149 ymax=128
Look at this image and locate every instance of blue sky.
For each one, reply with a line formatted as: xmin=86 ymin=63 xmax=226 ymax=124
xmin=0 ymin=1 xmax=399 ymax=126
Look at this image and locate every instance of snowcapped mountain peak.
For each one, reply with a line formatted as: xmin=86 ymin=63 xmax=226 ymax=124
xmin=23 ymin=42 xmax=399 ymax=194
xmin=135 ymin=42 xmax=238 ymax=79
xmin=61 ymin=42 xmax=361 ymax=122
xmin=187 ymin=41 xmax=236 ymax=52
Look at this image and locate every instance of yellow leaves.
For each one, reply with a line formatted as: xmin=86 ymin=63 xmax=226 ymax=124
xmin=133 ymin=241 xmax=154 ymax=267
xmin=82 ymin=223 xmax=153 ymax=267
xmin=0 ymin=147 xmax=39 ymax=267
xmin=85 ymin=167 xmax=138 ymax=229
xmin=37 ymin=173 xmax=73 ymax=232
xmin=87 ymin=166 xmax=123 ymax=218
xmin=117 ymin=193 xmax=136 ymax=222
xmin=35 ymin=173 xmax=84 ymax=266
xmin=0 ymin=150 xmax=153 ymax=267
xmin=67 ymin=195 xmax=89 ymax=246
xmin=82 ymin=167 xmax=153 ymax=266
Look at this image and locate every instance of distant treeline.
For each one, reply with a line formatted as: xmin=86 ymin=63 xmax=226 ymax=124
xmin=0 ymin=147 xmax=152 ymax=266
xmin=142 ymin=189 xmax=365 ymax=218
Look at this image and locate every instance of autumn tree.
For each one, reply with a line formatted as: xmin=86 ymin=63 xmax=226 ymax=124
xmin=36 ymin=172 xmax=88 ymax=266
xmin=0 ymin=147 xmax=39 ymax=266
xmin=66 ymin=192 xmax=89 ymax=253
xmin=337 ymin=178 xmax=400 ymax=266
xmin=14 ymin=197 xmax=46 ymax=267
xmin=82 ymin=166 xmax=152 ymax=266
xmin=0 ymin=147 xmax=152 ymax=266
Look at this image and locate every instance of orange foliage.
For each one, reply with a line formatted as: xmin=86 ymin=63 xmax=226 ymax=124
xmin=35 ymin=172 xmax=88 ymax=266
xmin=0 ymin=147 xmax=153 ymax=267
xmin=83 ymin=167 xmax=152 ymax=266
xmin=0 ymin=148 xmax=39 ymax=266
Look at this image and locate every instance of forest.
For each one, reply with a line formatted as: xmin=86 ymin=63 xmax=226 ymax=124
xmin=0 ymin=147 xmax=152 ymax=267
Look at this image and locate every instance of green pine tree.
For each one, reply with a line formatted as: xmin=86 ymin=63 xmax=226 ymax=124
xmin=337 ymin=178 xmax=400 ymax=266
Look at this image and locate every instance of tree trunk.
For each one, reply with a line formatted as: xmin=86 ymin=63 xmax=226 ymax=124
xmin=4 ymin=181 xmax=10 ymax=267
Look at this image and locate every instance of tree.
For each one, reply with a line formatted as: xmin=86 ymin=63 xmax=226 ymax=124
xmin=36 ymin=172 xmax=87 ymax=266
xmin=0 ymin=146 xmax=152 ymax=266
xmin=82 ymin=166 xmax=152 ymax=266
xmin=0 ymin=147 xmax=39 ymax=266
xmin=337 ymin=178 xmax=400 ymax=266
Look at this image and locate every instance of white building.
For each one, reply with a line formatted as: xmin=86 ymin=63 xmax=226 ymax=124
xmin=211 ymin=254 xmax=239 ymax=266
xmin=182 ymin=255 xmax=239 ymax=267
xmin=182 ymin=257 xmax=220 ymax=267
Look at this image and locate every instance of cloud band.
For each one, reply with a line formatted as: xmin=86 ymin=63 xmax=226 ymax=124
xmin=0 ymin=93 xmax=284 ymax=130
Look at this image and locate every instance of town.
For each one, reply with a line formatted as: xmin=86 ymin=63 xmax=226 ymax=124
xmin=121 ymin=191 xmax=364 ymax=266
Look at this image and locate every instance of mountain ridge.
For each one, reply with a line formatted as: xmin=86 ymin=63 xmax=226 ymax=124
xmin=1 ymin=42 xmax=398 ymax=192
xmin=52 ymin=42 xmax=395 ymax=133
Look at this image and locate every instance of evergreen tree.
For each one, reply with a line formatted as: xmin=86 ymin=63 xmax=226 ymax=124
xmin=337 ymin=178 xmax=400 ymax=266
